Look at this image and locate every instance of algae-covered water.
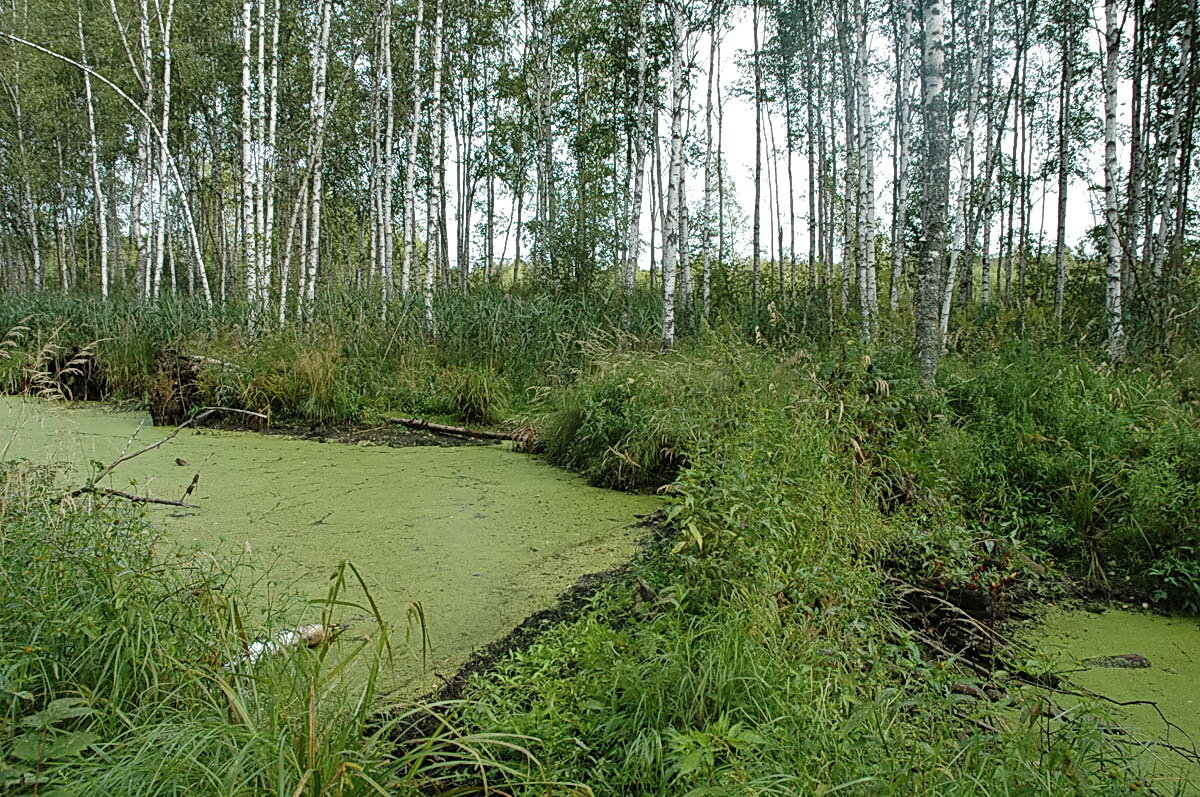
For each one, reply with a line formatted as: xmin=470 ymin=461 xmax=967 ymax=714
xmin=0 ymin=397 xmax=659 ymax=693
xmin=1032 ymin=605 xmax=1200 ymax=792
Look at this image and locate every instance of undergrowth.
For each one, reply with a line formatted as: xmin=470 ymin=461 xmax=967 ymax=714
xmin=2 ymin=292 xmax=1199 ymax=793
xmin=449 ymin=346 xmax=1162 ymax=794
xmin=0 ymin=461 xmax=544 ymax=795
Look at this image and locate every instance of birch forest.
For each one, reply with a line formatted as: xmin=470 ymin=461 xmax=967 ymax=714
xmin=3 ymin=0 xmax=1200 ymax=792
xmin=2 ymin=0 xmax=1197 ymax=365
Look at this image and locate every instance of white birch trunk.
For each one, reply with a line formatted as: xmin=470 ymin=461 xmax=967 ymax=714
xmin=661 ymin=0 xmax=685 ymax=350
xmin=133 ymin=0 xmax=153 ymax=298
xmin=890 ymin=1 xmax=912 ymax=311
xmin=241 ymin=0 xmax=259 ymax=308
xmin=151 ymin=0 xmax=174 ymax=298
xmin=424 ymin=0 xmax=443 ymax=331
xmin=856 ymin=11 xmax=877 ymax=338
xmin=402 ymin=0 xmax=424 ymax=297
xmin=263 ymin=0 xmax=281 ymax=307
xmin=78 ymin=5 xmax=108 ymax=298
xmin=702 ymin=20 xmax=716 ymax=315
xmin=380 ymin=1 xmax=395 ymax=303
xmin=916 ymin=0 xmax=948 ymax=384
xmin=1103 ymin=0 xmax=1125 ymax=360
xmin=304 ymin=0 xmax=333 ymax=317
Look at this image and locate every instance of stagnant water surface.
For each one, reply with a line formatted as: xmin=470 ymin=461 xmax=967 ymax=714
xmin=1030 ymin=605 xmax=1200 ymax=791
xmin=1 ymin=397 xmax=658 ymax=692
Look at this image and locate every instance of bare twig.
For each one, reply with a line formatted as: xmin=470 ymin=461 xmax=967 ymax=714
xmin=1041 ymin=683 xmax=1200 ymax=760
xmin=66 ymin=406 xmax=266 ymax=505
xmin=74 ymin=487 xmax=198 ymax=508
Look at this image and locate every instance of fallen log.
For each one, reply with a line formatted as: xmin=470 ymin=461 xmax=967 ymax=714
xmin=224 ymin=623 xmax=342 ymax=670
xmin=387 ymin=417 xmax=515 ymax=441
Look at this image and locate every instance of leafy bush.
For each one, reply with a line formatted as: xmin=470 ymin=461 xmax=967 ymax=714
xmin=882 ymin=342 xmax=1200 ymax=605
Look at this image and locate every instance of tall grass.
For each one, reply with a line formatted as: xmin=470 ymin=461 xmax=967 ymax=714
xmin=0 ymin=288 xmax=667 ymax=425
xmin=0 ymin=461 xmax=546 ymax=794
xmin=452 ymin=344 xmax=1151 ymax=794
xmin=3 ymin=291 xmax=1198 ymax=792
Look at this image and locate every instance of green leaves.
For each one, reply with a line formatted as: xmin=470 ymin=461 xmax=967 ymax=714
xmin=18 ymin=697 xmax=94 ymax=729
xmin=11 ymin=730 xmax=100 ymax=762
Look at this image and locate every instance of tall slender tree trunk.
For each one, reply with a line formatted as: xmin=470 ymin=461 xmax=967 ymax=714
xmin=425 ymin=0 xmax=443 ymax=331
xmin=661 ymin=0 xmax=686 ymax=350
xmin=150 ymin=0 xmax=174 ymax=298
xmin=701 ymin=19 xmax=716 ymax=315
xmin=891 ymin=1 xmax=912 ymax=311
xmin=380 ymin=0 xmax=395 ymax=304
xmin=916 ymin=0 xmax=948 ymax=384
xmin=856 ymin=7 xmax=877 ymax=337
xmin=401 ymin=0 xmax=425 ymax=297
xmin=304 ymin=0 xmax=333 ymax=317
xmin=262 ymin=0 xmax=280 ymax=309
xmin=241 ymin=0 xmax=258 ymax=307
xmin=1102 ymin=0 xmax=1125 ymax=360
xmin=1053 ymin=18 xmax=1073 ymax=327
xmin=624 ymin=4 xmax=648 ymax=293
xmin=940 ymin=16 xmax=983 ymax=344
xmin=751 ymin=0 xmax=762 ymax=306
xmin=78 ymin=5 xmax=108 ymax=298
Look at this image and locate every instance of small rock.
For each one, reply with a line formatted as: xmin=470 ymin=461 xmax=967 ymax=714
xmin=1083 ymin=654 xmax=1151 ymax=669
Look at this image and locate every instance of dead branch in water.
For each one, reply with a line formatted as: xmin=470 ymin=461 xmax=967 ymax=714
xmin=224 ymin=623 xmax=345 ymax=670
xmin=65 ymin=406 xmax=266 ymax=506
xmin=81 ymin=406 xmax=266 ymax=486
xmin=889 ymin=576 xmax=1200 ymax=766
xmin=387 ymin=417 xmax=515 ymax=441
xmin=73 ymin=486 xmax=198 ymax=508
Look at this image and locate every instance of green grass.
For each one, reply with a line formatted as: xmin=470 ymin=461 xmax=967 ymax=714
xmin=0 ymin=462 xmax=549 ymax=795
xmin=3 ymin=290 xmax=1199 ymax=793
xmin=448 ymin=346 xmax=1155 ymax=794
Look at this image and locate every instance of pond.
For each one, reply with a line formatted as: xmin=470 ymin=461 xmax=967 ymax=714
xmin=0 ymin=397 xmax=659 ymax=694
xmin=1029 ymin=604 xmax=1200 ymax=791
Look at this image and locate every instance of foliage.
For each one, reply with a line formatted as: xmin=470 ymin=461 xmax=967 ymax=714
xmin=452 ymin=346 xmax=1149 ymax=794
xmin=0 ymin=461 xmax=543 ymax=794
xmin=2 ymin=296 xmax=1199 ymax=792
xmin=887 ymin=342 xmax=1200 ymax=606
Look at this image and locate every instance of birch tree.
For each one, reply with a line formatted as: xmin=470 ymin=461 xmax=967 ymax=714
xmin=302 ymin=0 xmax=333 ymax=317
xmin=661 ymin=0 xmax=688 ymax=350
xmin=402 ymin=0 xmax=425 ymax=297
xmin=1102 ymin=0 xmax=1125 ymax=360
xmin=916 ymin=0 xmax=948 ymax=384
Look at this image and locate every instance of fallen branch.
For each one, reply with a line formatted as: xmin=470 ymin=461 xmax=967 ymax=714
xmin=387 ymin=417 xmax=514 ymax=441
xmin=224 ymin=623 xmax=343 ymax=670
xmin=888 ymin=576 xmax=1008 ymax=647
xmin=183 ymin=353 xmax=244 ymax=370
xmin=66 ymin=406 xmax=267 ymax=504
xmin=892 ymin=577 xmax=1200 ymax=767
xmin=74 ymin=486 xmax=198 ymax=509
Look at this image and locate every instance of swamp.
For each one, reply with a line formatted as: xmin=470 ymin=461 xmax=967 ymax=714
xmin=2 ymin=0 xmax=1200 ymax=791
